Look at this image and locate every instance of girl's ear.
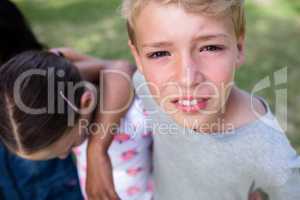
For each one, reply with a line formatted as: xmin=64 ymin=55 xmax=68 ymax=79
xmin=128 ymin=40 xmax=144 ymax=74
xmin=236 ymin=34 xmax=245 ymax=69
xmin=80 ymin=90 xmax=94 ymax=110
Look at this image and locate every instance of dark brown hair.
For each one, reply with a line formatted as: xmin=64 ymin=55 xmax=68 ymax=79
xmin=0 ymin=0 xmax=45 ymax=64
xmin=0 ymin=51 xmax=84 ymax=154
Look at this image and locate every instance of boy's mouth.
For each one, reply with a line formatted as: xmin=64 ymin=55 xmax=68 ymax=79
xmin=171 ymin=96 xmax=210 ymax=113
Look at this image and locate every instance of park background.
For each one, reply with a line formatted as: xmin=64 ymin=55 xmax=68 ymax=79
xmin=13 ymin=0 xmax=300 ymax=152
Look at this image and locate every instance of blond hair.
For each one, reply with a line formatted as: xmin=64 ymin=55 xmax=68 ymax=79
xmin=121 ymin=0 xmax=245 ymax=44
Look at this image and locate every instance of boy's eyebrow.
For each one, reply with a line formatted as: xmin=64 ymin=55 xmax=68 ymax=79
xmin=141 ymin=41 xmax=173 ymax=48
xmin=141 ymin=34 xmax=230 ymax=48
xmin=192 ymin=33 xmax=230 ymax=42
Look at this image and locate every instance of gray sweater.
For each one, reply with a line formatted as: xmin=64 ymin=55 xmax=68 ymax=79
xmin=134 ymin=72 xmax=300 ymax=200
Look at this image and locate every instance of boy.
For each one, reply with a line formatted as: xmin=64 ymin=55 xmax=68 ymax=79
xmin=84 ymin=0 xmax=300 ymax=199
xmin=124 ymin=0 xmax=300 ymax=199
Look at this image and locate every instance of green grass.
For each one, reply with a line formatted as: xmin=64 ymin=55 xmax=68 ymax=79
xmin=13 ymin=0 xmax=300 ymax=152
xmin=14 ymin=0 xmax=130 ymax=59
xmin=240 ymin=0 xmax=300 ymax=152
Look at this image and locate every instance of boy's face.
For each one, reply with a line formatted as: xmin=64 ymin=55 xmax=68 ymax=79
xmin=130 ymin=1 xmax=245 ymax=130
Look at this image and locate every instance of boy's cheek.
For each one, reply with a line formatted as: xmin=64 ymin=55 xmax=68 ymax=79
xmin=143 ymin=66 xmax=169 ymax=85
xmin=204 ymin=64 xmax=236 ymax=86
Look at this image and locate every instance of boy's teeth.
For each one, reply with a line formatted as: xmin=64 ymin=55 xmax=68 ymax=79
xmin=178 ymin=99 xmax=198 ymax=106
xmin=191 ymin=99 xmax=197 ymax=105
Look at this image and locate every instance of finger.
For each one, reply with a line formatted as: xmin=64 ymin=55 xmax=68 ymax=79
xmin=102 ymin=191 xmax=120 ymax=200
xmin=49 ymin=49 xmax=65 ymax=57
xmin=87 ymin=193 xmax=106 ymax=200
xmin=107 ymin=190 xmax=121 ymax=200
xmin=49 ymin=47 xmax=90 ymax=62
xmin=102 ymin=193 xmax=111 ymax=200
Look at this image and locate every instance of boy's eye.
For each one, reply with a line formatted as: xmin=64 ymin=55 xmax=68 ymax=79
xmin=147 ymin=51 xmax=171 ymax=59
xmin=200 ymin=45 xmax=224 ymax=52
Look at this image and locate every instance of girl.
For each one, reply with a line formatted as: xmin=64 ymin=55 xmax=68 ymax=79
xmin=0 ymin=0 xmax=82 ymax=199
xmin=0 ymin=50 xmax=153 ymax=200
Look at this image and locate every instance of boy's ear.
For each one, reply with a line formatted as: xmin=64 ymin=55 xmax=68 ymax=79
xmin=128 ymin=40 xmax=144 ymax=73
xmin=236 ymin=34 xmax=245 ymax=68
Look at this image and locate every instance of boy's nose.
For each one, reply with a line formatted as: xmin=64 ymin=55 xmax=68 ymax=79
xmin=178 ymin=61 xmax=204 ymax=89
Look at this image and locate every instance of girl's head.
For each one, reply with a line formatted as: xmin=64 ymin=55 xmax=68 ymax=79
xmin=0 ymin=51 xmax=96 ymax=160
xmin=0 ymin=0 xmax=45 ymax=64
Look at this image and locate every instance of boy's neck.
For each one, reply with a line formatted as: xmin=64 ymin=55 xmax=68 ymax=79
xmin=202 ymin=86 xmax=267 ymax=134
xmin=193 ymin=86 xmax=240 ymax=134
